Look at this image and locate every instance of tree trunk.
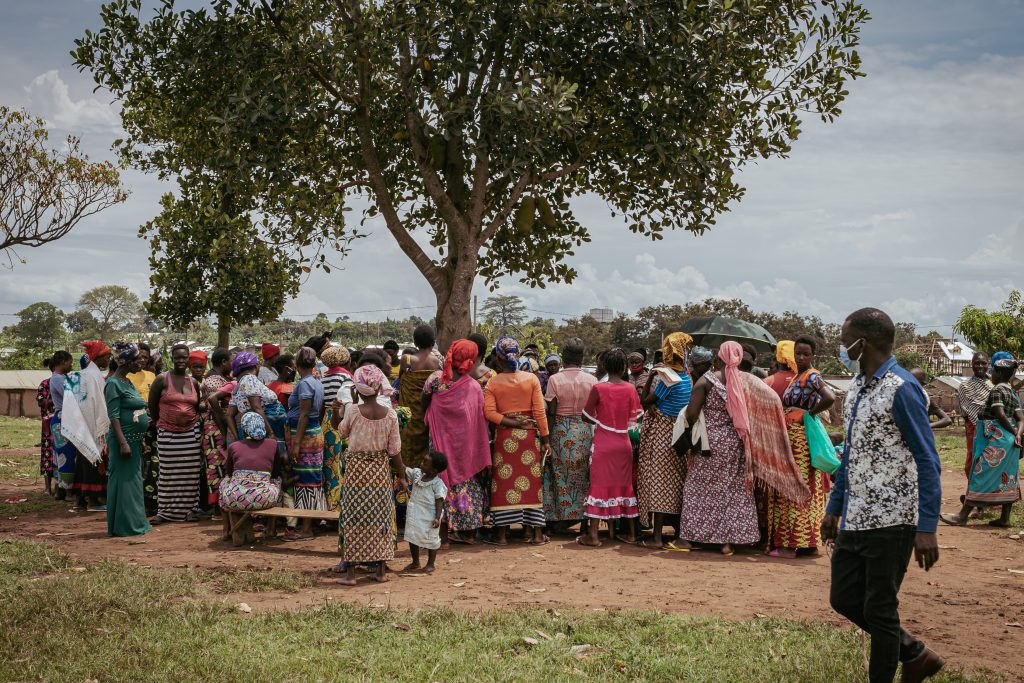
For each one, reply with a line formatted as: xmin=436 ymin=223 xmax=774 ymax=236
xmin=433 ymin=254 xmax=477 ymax=351
xmin=217 ymin=313 xmax=232 ymax=349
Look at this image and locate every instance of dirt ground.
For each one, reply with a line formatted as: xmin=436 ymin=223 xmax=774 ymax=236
xmin=2 ymin=456 xmax=1022 ymax=680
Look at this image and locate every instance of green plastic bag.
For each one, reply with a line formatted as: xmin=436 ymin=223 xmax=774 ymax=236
xmin=804 ymin=412 xmax=840 ymax=474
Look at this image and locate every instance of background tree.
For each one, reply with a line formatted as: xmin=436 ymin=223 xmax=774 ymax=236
xmin=10 ymin=302 xmax=65 ymax=350
xmin=481 ymin=295 xmax=527 ymax=332
xmin=76 ymin=285 xmax=144 ymax=340
xmin=954 ymin=290 xmax=1024 ymax=358
xmin=0 ymin=106 xmax=128 ymax=264
xmin=76 ymin=0 xmax=868 ymax=347
xmin=142 ymin=184 xmax=300 ymax=347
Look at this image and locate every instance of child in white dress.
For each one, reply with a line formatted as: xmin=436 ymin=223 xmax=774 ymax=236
xmin=403 ymin=450 xmax=449 ymax=573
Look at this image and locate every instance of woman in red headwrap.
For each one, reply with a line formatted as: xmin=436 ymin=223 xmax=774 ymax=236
xmin=423 ymin=339 xmax=492 ymax=545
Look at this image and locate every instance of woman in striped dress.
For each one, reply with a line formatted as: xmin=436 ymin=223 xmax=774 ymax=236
xmin=147 ymin=344 xmax=202 ymax=524
xmin=320 ymin=345 xmax=353 ymax=511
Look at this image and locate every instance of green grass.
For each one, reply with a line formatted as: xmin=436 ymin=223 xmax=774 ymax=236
xmin=0 ymin=539 xmax=69 ymax=575
xmin=935 ymin=431 xmax=968 ymax=469
xmin=0 ymin=415 xmax=38 ymax=449
xmin=0 ymin=541 xmax=1001 ymax=683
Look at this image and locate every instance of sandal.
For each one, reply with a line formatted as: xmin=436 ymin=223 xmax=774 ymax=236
xmin=663 ymin=541 xmax=691 ymax=553
xmin=939 ymin=513 xmax=967 ymax=527
xmin=614 ymin=535 xmax=637 ymax=545
xmin=987 ymin=519 xmax=1011 ymax=528
xmin=721 ymin=545 xmax=734 ymax=557
xmin=575 ymin=535 xmax=602 ymax=548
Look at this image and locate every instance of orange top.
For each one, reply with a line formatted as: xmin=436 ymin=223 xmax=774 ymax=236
xmin=484 ymin=371 xmax=549 ymax=437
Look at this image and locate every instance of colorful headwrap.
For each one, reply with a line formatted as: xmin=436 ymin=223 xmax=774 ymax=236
xmin=775 ymin=340 xmax=798 ymax=374
xmin=321 ymin=345 xmax=351 ymax=369
xmin=992 ymin=355 xmax=1018 ymax=371
xmin=240 ymin=411 xmax=267 ymax=440
xmin=718 ymin=341 xmax=750 ymax=441
xmin=81 ymin=340 xmax=112 ymax=362
xmin=114 ymin=341 xmax=139 ymax=363
xmin=991 ymin=351 xmax=1013 ymax=371
xmin=261 ymin=343 xmax=281 ymax=362
xmin=662 ymin=332 xmax=693 ymax=372
xmin=79 ymin=354 xmax=89 ymax=370
xmin=627 ymin=352 xmax=645 ymax=366
xmin=495 ymin=336 xmax=521 ymax=371
xmin=690 ymin=346 xmax=714 ymax=365
xmin=544 ymin=354 xmax=561 ymax=367
xmin=443 ymin=339 xmax=480 ymax=382
xmin=231 ymin=351 xmax=260 ymax=376
xmin=188 ymin=350 xmax=208 ymax=366
xmin=353 ymin=364 xmax=392 ymax=397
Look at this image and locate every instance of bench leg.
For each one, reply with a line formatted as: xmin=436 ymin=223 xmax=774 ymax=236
xmin=228 ymin=512 xmax=251 ymax=547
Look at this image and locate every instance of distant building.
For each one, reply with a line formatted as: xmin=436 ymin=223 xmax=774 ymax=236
xmin=897 ymin=339 xmax=975 ymax=377
xmin=589 ymin=308 xmax=616 ymax=323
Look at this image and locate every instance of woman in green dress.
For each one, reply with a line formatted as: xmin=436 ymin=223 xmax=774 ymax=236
xmin=105 ymin=342 xmax=152 ymax=537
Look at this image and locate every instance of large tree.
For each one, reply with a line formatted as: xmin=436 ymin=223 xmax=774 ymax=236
xmin=76 ymin=285 xmax=144 ymax=340
xmin=11 ymin=302 xmax=65 ymax=350
xmin=480 ymin=294 xmax=528 ymax=331
xmin=76 ymin=0 xmax=867 ymax=347
xmin=143 ymin=182 xmax=301 ymax=347
xmin=0 ymin=106 xmax=127 ymax=264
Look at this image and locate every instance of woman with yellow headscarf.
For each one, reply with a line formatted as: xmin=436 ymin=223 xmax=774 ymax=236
xmin=764 ymin=340 xmax=798 ymax=399
xmin=636 ymin=332 xmax=694 ymax=548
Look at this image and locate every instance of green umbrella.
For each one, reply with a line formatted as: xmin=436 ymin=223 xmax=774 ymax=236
xmin=679 ymin=316 xmax=777 ymax=354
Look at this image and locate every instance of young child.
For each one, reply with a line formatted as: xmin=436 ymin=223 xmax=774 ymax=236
xmin=403 ymin=450 xmax=449 ymax=573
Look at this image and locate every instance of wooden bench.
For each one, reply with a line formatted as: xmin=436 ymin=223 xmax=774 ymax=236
xmin=222 ymin=507 xmax=338 ymax=546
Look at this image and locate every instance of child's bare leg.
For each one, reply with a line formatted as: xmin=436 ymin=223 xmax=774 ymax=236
xmin=423 ymin=549 xmax=437 ymax=573
xmin=403 ymin=544 xmax=422 ymax=571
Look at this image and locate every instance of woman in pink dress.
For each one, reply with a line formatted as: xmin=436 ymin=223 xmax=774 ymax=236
xmin=578 ymin=348 xmax=642 ymax=547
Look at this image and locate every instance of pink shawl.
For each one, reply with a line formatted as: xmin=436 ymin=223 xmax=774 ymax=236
xmin=738 ymin=373 xmax=811 ymax=504
xmin=424 ymin=373 xmax=492 ymax=488
xmin=718 ymin=342 xmax=750 ymax=440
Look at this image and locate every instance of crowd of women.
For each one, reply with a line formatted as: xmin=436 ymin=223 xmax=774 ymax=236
xmin=33 ymin=323 xmax=1021 ymax=583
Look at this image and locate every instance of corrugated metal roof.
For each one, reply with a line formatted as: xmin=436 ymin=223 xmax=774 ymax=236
xmin=933 ymin=375 xmax=966 ymax=390
xmin=0 ymin=370 xmax=51 ymax=389
xmin=938 ymin=341 xmax=974 ymax=362
xmin=823 ymin=376 xmax=854 ymax=393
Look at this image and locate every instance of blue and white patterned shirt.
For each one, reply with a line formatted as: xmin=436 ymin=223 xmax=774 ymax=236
xmin=826 ymin=356 xmax=942 ymax=533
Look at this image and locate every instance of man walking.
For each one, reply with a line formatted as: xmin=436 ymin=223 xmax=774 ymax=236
xmin=822 ymin=307 xmax=944 ymax=683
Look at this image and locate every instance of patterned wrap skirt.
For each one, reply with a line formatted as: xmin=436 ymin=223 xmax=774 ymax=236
xmin=50 ymin=411 xmax=77 ymax=491
xmin=490 ymin=416 xmax=545 ymax=527
xmin=202 ymin=415 xmax=227 ymax=507
xmin=636 ymin=409 xmax=685 ymax=524
xmin=542 ymin=415 xmax=592 ymax=522
xmin=766 ymin=419 xmax=829 ymax=550
xmin=340 ymin=450 xmax=396 ymax=565
xmin=39 ymin=412 xmax=54 ymax=476
xmin=446 ymin=475 xmax=489 ymax=532
xmin=220 ymin=470 xmax=282 ymax=512
xmin=966 ymin=418 xmax=1022 ymax=505
xmin=322 ymin=405 xmax=345 ymax=511
xmin=288 ymin=418 xmax=327 ymax=511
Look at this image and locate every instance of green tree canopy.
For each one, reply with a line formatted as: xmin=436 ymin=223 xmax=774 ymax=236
xmin=11 ymin=302 xmax=65 ymax=350
xmin=76 ymin=285 xmax=144 ymax=340
xmin=954 ymin=290 xmax=1024 ymax=358
xmin=143 ymin=184 xmax=299 ymax=347
xmin=75 ymin=0 xmax=868 ymax=347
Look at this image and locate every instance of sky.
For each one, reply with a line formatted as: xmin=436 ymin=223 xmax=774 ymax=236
xmin=0 ymin=1 xmax=1021 ymax=335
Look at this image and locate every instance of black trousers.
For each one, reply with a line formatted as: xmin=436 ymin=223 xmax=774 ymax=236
xmin=829 ymin=524 xmax=925 ymax=683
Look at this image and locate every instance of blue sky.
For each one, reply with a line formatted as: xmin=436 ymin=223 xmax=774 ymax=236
xmin=0 ymin=1 xmax=1021 ymax=334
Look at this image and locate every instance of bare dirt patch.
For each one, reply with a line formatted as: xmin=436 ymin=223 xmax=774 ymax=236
xmin=2 ymin=462 xmax=1021 ymax=680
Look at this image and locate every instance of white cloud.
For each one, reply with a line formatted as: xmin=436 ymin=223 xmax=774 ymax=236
xmin=24 ymin=69 xmax=119 ymax=133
